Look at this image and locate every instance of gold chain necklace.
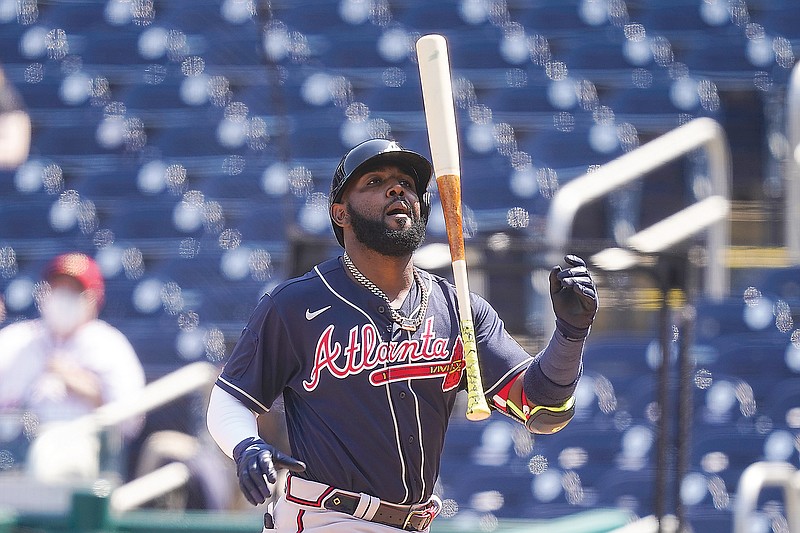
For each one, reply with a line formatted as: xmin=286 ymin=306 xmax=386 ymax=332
xmin=342 ymin=253 xmax=429 ymax=332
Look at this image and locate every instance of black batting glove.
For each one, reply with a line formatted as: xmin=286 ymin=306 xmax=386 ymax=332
xmin=549 ymin=255 xmax=598 ymax=340
xmin=232 ymin=437 xmax=306 ymax=506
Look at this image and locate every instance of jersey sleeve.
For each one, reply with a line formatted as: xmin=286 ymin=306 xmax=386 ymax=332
xmin=215 ymin=293 xmax=300 ymax=414
xmin=471 ymin=292 xmax=533 ymax=399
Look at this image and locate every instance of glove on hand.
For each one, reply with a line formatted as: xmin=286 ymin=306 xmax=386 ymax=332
xmin=550 ymin=255 xmax=598 ymax=340
xmin=233 ymin=437 xmax=306 ymax=506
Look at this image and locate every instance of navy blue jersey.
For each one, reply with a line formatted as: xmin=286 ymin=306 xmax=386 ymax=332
xmin=216 ymin=256 xmax=532 ymax=505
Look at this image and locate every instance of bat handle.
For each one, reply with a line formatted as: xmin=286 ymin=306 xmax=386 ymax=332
xmin=461 ymin=319 xmax=491 ymax=421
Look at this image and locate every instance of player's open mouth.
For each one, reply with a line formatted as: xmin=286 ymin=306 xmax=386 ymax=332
xmin=386 ymin=202 xmax=411 ymax=219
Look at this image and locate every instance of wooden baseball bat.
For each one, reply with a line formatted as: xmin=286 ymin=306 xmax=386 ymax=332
xmin=416 ymin=34 xmax=491 ymax=421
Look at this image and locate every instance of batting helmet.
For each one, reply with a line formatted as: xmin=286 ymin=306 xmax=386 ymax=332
xmin=329 ymin=138 xmax=433 ymax=247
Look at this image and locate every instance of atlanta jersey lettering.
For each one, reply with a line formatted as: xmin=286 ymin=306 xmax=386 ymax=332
xmin=215 ymin=257 xmax=532 ymax=505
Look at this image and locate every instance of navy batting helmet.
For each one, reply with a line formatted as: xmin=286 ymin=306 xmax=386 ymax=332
xmin=329 ymin=138 xmax=433 ymax=247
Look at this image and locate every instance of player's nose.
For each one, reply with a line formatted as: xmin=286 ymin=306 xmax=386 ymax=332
xmin=387 ymin=182 xmax=405 ymax=197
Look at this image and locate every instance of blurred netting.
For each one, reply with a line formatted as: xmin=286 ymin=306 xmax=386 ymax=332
xmin=1 ymin=0 xmax=800 ymax=529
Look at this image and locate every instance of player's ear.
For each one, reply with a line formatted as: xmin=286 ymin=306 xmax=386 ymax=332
xmin=330 ymin=203 xmax=349 ymax=229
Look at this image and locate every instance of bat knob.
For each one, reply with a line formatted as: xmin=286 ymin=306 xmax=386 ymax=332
xmin=466 ymin=398 xmax=491 ymax=421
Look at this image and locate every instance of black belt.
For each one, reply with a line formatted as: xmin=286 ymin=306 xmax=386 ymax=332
xmin=322 ymin=490 xmax=439 ymax=531
xmin=285 ymin=475 xmax=441 ymax=531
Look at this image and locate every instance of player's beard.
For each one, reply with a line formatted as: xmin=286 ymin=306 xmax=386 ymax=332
xmin=347 ymin=203 xmax=426 ymax=256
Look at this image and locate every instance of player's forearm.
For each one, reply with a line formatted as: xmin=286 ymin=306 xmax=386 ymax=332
xmin=206 ymin=385 xmax=260 ymax=459
xmin=522 ymin=331 xmax=584 ymax=406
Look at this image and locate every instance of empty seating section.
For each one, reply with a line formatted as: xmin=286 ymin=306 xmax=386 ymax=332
xmin=2 ymin=0 xmax=800 ymax=528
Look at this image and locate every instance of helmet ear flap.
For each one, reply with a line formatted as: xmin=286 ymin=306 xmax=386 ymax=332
xmin=420 ymin=191 xmax=432 ymax=222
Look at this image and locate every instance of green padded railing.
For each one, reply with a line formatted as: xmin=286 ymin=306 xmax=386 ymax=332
xmin=6 ymin=490 xmax=633 ymax=533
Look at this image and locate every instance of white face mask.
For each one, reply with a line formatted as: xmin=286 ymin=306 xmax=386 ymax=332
xmin=40 ymin=287 xmax=92 ymax=336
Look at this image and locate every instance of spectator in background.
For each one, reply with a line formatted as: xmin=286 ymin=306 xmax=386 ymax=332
xmin=0 ymin=64 xmax=31 ymax=170
xmin=0 ymin=252 xmax=145 ymax=483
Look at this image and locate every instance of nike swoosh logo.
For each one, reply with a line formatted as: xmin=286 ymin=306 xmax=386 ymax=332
xmin=305 ymin=306 xmax=332 ymax=320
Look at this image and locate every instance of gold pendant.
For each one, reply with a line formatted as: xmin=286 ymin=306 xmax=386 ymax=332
xmin=399 ymin=318 xmax=418 ymax=331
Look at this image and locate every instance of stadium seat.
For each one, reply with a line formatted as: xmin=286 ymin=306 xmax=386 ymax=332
xmin=31 ymin=120 xmax=108 ymax=157
xmin=361 ymin=84 xmax=426 ymax=114
xmin=564 ymin=38 xmax=633 ymax=74
xmin=0 ymin=199 xmax=70 ymax=239
xmin=121 ymin=80 xmax=188 ymax=111
xmin=593 ymin=469 xmax=655 ymax=513
xmin=12 ymin=75 xmax=66 ymax=109
xmin=683 ymin=30 xmax=754 ymax=78
xmin=753 ymin=266 xmax=800 ymax=302
xmin=271 ymin=1 xmax=345 ymax=33
xmin=690 ymin=429 xmax=767 ymax=488
xmin=107 ymin=200 xmax=194 ymax=240
xmin=400 ymin=2 xmax=470 ymax=32
xmin=519 ymin=1 xmax=588 ymax=34
xmin=760 ymin=4 xmax=800 ymax=39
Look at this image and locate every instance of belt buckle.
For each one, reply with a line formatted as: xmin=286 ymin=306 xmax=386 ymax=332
xmin=402 ymin=498 xmax=440 ymax=531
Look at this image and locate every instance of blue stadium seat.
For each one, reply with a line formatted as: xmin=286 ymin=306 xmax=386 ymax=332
xmin=76 ymin=167 xmax=144 ymax=199
xmin=0 ymin=28 xmax=28 ymax=64
xmin=519 ymin=1 xmax=588 ymax=34
xmin=690 ymin=429 xmax=767 ymax=488
xmin=199 ymin=170 xmax=266 ymax=201
xmin=639 ymin=2 xmax=715 ymax=35
xmin=32 ymin=120 xmax=109 ymax=157
xmin=0 ymin=199 xmax=67 ymax=239
xmin=107 ymin=200 xmax=194 ymax=240
xmin=763 ymin=378 xmax=800 ymax=429
xmin=121 ymin=80 xmax=188 ymax=111
xmin=234 ymin=82 xmax=300 ymax=114
xmin=271 ymin=1 xmax=344 ymax=33
xmin=79 ymin=30 xmax=151 ymax=66
xmin=482 ymin=81 xmax=559 ymax=115
xmin=761 ymin=4 xmax=800 ymax=39
xmin=753 ymin=266 xmax=800 ymax=302
xmin=446 ymin=31 xmax=513 ymax=69
xmin=400 ymin=2 xmax=469 ymax=32
xmin=318 ymin=32 xmax=391 ymax=69
xmin=522 ymin=125 xmax=621 ymax=175
xmin=607 ymin=86 xmax=684 ymax=133
xmin=152 ymin=123 xmax=234 ymax=158
xmin=201 ymin=31 xmax=262 ymax=67
xmin=157 ymin=1 xmax=227 ymax=33
xmin=13 ymin=75 xmax=66 ymax=109
xmin=122 ymin=318 xmax=186 ymax=372
xmin=683 ymin=30 xmax=755 ymax=77
xmin=361 ymin=84 xmax=426 ymax=114
xmin=38 ymin=2 xmax=107 ymax=31
xmin=564 ymin=38 xmax=632 ymax=73
xmin=236 ymin=203 xmax=294 ymax=243
xmin=459 ymin=155 xmax=516 ymax=210
xmin=593 ymin=469 xmax=655 ymax=513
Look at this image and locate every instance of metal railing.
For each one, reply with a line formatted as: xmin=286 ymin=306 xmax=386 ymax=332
xmin=33 ymin=361 xmax=219 ymax=512
xmin=786 ymin=62 xmax=800 ymax=264
xmin=545 ymin=117 xmax=731 ymax=297
xmin=733 ymin=462 xmax=800 ymax=533
xmin=540 ymin=117 xmax=732 ymax=333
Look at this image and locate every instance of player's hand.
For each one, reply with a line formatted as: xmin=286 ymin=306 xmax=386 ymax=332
xmin=233 ymin=437 xmax=306 ymax=506
xmin=549 ymin=255 xmax=598 ymax=340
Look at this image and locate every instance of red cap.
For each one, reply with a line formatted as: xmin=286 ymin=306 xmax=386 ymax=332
xmin=43 ymin=252 xmax=105 ymax=308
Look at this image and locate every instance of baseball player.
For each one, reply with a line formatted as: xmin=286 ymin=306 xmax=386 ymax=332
xmin=206 ymin=139 xmax=598 ymax=531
